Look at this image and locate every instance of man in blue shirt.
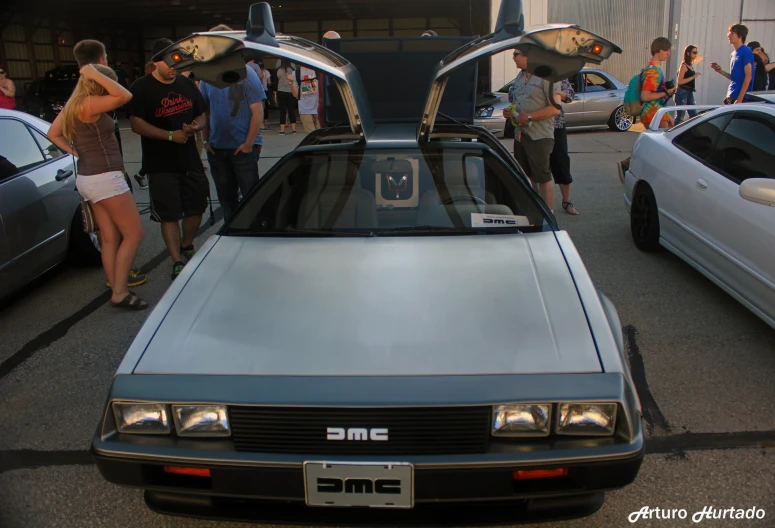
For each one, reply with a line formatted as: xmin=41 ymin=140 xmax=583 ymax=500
xmin=711 ymin=24 xmax=754 ymax=104
xmin=200 ymin=26 xmax=267 ymax=221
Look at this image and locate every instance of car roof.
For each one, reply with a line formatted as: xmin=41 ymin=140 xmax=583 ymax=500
xmin=745 ymin=91 xmax=775 ymax=103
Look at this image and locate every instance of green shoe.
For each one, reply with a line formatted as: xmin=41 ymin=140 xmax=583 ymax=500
xmin=181 ymin=245 xmax=196 ymax=261
xmin=106 ymin=269 xmax=148 ymax=288
xmin=171 ymin=261 xmax=186 ymax=281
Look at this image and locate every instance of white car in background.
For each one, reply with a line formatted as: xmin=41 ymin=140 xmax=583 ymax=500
xmin=622 ymin=94 xmax=775 ymax=329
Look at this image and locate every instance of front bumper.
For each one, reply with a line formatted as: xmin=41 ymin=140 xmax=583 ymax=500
xmin=474 ymin=115 xmax=507 ymax=137
xmin=93 ymin=449 xmax=643 ymax=525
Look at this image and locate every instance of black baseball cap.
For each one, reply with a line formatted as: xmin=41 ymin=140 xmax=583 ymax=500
xmin=151 ymin=38 xmax=175 ymax=62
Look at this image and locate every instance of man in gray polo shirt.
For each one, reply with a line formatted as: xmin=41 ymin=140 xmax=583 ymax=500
xmin=503 ymin=49 xmax=562 ymax=210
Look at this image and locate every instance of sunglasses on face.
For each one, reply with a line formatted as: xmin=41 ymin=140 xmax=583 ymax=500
xmin=513 ymin=51 xmax=521 ymax=57
xmin=0 ymin=71 xmax=6 ymax=74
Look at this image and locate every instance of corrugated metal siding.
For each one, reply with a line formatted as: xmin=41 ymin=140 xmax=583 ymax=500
xmin=677 ymin=0 xmax=743 ymax=105
xmin=490 ymin=0 xmax=548 ymax=91
xmin=548 ymin=0 xmax=668 ymax=85
xmin=742 ymin=0 xmax=775 ymax=92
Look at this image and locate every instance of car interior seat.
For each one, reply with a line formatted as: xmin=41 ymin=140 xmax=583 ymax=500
xmin=296 ymin=159 xmax=378 ymax=229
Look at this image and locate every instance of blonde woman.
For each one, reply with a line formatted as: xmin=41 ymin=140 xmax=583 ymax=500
xmin=48 ymin=64 xmax=148 ymax=310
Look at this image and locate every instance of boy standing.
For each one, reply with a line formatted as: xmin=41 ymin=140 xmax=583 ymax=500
xmin=617 ymin=37 xmax=678 ymax=182
xmin=711 ymin=24 xmax=754 ymax=104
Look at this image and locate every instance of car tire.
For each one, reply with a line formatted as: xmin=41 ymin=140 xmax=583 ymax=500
xmin=67 ymin=208 xmax=102 ymax=267
xmin=608 ymin=105 xmax=634 ymax=132
xmin=630 ymin=183 xmax=662 ymax=252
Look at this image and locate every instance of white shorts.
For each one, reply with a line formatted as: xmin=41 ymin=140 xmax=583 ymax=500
xmin=76 ymin=171 xmax=129 ymax=203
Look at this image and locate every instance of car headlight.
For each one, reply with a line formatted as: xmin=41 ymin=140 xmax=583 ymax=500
xmin=112 ymin=402 xmax=170 ymax=434
xmin=557 ymin=403 xmax=617 ymax=436
xmin=492 ymin=404 xmax=551 ymax=437
xmin=172 ymin=405 xmax=231 ymax=437
xmin=476 ymin=106 xmax=494 ymax=118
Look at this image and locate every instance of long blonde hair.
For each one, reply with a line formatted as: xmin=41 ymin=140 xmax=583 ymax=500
xmin=61 ymin=64 xmax=118 ymax=141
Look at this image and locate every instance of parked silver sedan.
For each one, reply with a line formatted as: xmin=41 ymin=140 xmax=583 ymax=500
xmin=0 ymin=109 xmax=101 ymax=300
xmin=475 ymin=67 xmax=634 ymax=136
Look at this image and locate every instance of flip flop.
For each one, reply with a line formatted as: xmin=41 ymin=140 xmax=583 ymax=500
xmin=562 ymin=201 xmax=579 ymax=215
xmin=110 ymin=293 xmax=149 ymax=311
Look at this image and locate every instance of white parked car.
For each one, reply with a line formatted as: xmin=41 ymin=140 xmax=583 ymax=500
xmin=622 ymin=95 xmax=775 ymax=329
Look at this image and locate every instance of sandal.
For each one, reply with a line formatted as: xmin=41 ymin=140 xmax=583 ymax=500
xmin=110 ymin=292 xmax=149 ymax=311
xmin=562 ymin=201 xmax=579 ymax=215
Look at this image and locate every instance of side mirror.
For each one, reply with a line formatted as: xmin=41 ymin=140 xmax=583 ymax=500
xmin=739 ymin=178 xmax=775 ymax=207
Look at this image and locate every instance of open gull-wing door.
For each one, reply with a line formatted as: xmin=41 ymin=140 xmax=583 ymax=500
xmin=418 ymin=0 xmax=622 ymax=141
xmin=154 ymin=2 xmax=374 ymax=139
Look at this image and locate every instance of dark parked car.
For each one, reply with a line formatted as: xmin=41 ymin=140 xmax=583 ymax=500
xmin=22 ymin=65 xmax=79 ymax=123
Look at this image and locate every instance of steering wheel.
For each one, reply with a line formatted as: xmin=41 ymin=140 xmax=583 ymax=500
xmin=442 ymin=195 xmax=487 ymax=206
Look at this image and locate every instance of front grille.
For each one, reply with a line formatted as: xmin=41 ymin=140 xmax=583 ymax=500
xmin=229 ymin=406 xmax=491 ymax=455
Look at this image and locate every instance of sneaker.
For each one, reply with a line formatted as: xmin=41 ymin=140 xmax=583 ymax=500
xmin=181 ymin=245 xmax=196 ymax=261
xmin=171 ymin=261 xmax=186 ymax=281
xmin=292 ymin=130 xmax=297 ymax=135
xmin=617 ymin=157 xmax=630 ymax=185
xmin=106 ymin=269 xmax=148 ymax=288
xmin=133 ymin=173 xmax=148 ymax=188
xmin=279 ymin=131 xmax=285 ymax=135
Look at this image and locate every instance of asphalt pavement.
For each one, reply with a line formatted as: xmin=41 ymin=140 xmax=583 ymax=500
xmin=1 ymin=120 xmax=774 ymax=528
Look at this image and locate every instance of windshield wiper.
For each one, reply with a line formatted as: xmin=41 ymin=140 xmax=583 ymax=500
xmin=227 ymin=227 xmax=376 ymax=237
xmin=376 ymin=226 xmax=524 ymax=235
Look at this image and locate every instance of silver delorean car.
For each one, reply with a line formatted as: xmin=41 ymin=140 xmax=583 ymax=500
xmin=92 ymin=2 xmax=644 ymax=524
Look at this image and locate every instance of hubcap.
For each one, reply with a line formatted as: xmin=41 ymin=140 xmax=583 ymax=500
xmin=616 ymin=107 xmax=634 ymax=130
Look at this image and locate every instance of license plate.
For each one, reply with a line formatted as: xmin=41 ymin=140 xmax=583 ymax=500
xmin=304 ymin=461 xmax=413 ymax=508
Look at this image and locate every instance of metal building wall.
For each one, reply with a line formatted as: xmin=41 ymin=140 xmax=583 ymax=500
xmin=676 ymin=0 xmax=775 ymax=105
xmin=547 ymin=0 xmax=668 ymax=84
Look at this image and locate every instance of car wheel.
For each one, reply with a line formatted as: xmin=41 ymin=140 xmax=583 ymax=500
xmin=630 ymin=184 xmax=662 ymax=252
xmin=608 ymin=105 xmax=633 ymax=132
xmin=67 ymin=207 xmax=102 ymax=267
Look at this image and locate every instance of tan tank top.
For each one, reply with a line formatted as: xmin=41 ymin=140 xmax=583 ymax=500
xmin=72 ymin=113 xmax=124 ymax=175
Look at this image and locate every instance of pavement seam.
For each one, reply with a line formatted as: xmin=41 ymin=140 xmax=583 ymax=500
xmin=0 ymin=206 xmax=222 ymax=382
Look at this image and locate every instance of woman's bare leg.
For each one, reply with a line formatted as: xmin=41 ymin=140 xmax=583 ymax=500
xmin=92 ymin=192 xmax=144 ymax=302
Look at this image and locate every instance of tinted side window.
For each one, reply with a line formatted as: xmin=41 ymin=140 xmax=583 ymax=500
xmin=0 ymin=120 xmax=46 ymax=181
xmin=707 ymin=113 xmax=775 ymax=184
xmin=673 ymin=114 xmax=732 ymax=161
xmin=29 ymin=127 xmax=66 ymax=161
xmin=584 ymin=73 xmax=615 ymax=92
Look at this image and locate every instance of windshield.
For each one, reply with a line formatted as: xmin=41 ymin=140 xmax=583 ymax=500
xmin=225 ymin=146 xmax=551 ymax=236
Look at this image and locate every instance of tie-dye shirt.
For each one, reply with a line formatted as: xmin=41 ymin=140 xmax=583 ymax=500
xmin=640 ymin=62 xmax=670 ymax=128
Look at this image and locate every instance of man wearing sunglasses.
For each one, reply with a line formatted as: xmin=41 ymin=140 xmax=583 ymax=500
xmin=503 ymin=49 xmax=563 ymax=211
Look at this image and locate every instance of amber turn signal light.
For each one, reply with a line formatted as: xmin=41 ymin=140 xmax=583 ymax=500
xmin=163 ymin=466 xmax=211 ymax=477
xmin=591 ymin=43 xmax=604 ymax=55
xmin=512 ymin=468 xmax=568 ymax=480
xmin=171 ymin=52 xmax=183 ymax=62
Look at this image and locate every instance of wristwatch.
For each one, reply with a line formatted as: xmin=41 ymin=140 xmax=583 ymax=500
xmin=527 ymin=113 xmax=533 ymax=126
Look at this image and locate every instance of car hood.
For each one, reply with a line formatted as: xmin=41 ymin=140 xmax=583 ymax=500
xmin=134 ymin=233 xmax=601 ymax=376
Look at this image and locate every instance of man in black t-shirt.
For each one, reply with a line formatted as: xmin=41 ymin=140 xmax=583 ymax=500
xmin=129 ymin=38 xmax=209 ymax=281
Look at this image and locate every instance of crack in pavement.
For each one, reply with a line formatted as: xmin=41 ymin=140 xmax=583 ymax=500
xmin=0 ymin=206 xmax=222 ymax=381
xmin=624 ymin=325 xmax=672 ymax=436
